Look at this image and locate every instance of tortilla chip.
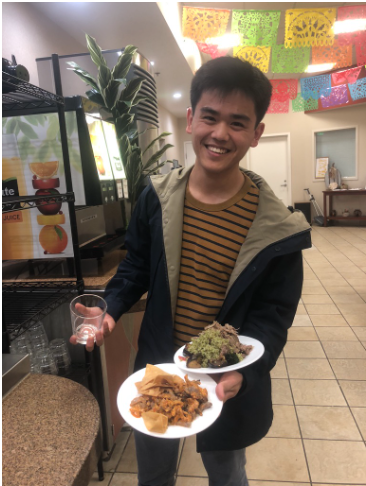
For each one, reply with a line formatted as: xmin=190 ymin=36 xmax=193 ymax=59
xmin=136 ymin=365 xmax=171 ymax=391
xmin=142 ymin=411 xmax=168 ymax=433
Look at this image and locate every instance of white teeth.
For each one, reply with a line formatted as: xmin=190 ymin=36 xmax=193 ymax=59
xmin=207 ymin=146 xmax=228 ymax=154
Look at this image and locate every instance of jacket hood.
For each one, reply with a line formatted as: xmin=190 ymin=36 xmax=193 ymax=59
xmin=150 ymin=167 xmax=311 ymax=318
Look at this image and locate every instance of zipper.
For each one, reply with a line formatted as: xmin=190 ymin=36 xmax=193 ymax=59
xmin=217 ymin=228 xmax=311 ymax=320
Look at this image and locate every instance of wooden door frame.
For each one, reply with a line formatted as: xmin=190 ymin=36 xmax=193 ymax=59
xmin=247 ymin=132 xmax=292 ymax=206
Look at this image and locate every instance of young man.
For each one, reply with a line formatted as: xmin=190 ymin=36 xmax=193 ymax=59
xmin=72 ymin=57 xmax=311 ymax=486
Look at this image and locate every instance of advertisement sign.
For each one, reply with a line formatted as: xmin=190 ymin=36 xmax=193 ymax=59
xmin=2 ymin=113 xmax=81 ymax=260
xmin=85 ymin=115 xmax=114 ymax=181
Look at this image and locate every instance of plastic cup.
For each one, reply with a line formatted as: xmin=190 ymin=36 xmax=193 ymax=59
xmin=35 ymin=348 xmax=58 ymax=375
xmin=49 ymin=338 xmax=71 ymax=375
xmin=70 ymin=294 xmax=107 ymax=345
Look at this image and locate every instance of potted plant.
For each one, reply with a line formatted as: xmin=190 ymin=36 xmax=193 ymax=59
xmin=67 ymin=34 xmax=173 ymax=214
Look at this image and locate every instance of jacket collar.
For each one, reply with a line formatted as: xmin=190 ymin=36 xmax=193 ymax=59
xmin=150 ymin=167 xmax=311 ymax=318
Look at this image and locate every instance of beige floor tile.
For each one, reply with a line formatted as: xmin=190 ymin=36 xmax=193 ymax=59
xmin=246 ymin=438 xmax=309 ymax=482
xmin=351 ymin=407 xmax=366 ymax=440
xmin=322 ymin=341 xmax=366 ymax=359
xmin=304 ymin=439 xmax=366 ymax=483
xmin=345 ymin=314 xmax=366 ymax=327
xmin=326 ymin=286 xmax=358 ymax=295
xmin=339 ymin=381 xmax=366 ymax=407
xmin=304 ymin=304 xmax=340 ymax=314
xmin=301 ymin=286 xmax=327 ymax=295
xmin=286 ymin=358 xmax=335 ymax=379
xmin=270 ymin=358 xmax=288 ymax=379
xmin=284 ymin=341 xmax=325 ymax=358
xmin=109 ymin=473 xmax=137 ymax=486
xmin=290 ymin=379 xmax=346 ymax=406
xmin=346 ymin=278 xmax=366 ymax=286
xmin=296 ymin=304 xmax=307 ymax=315
xmin=266 ymin=405 xmax=300 ymax=438
xmin=287 ymin=327 xmax=319 ymax=341
xmin=103 ymin=430 xmax=131 ymax=473
xmin=309 ymin=314 xmax=349 ymax=327
xmin=116 ymin=434 xmax=138 ymax=473
xmin=330 ymin=359 xmax=366 ymax=380
xmin=360 ymin=292 xmax=366 ymax=301
xmin=296 ymin=405 xmax=362 ymax=440
xmin=331 ymin=293 xmax=366 ymax=304
xmin=292 ymin=315 xmax=313 ymax=327
xmin=349 ymin=285 xmax=366 ymax=293
xmin=271 ymin=379 xmax=293 ymax=405
xmin=354 ymin=327 xmax=366 ymax=341
xmin=315 ymin=326 xmax=358 ymax=341
xmin=178 ymin=436 xmax=207 ymax=477
xmin=250 ymin=482 xmax=310 ymax=486
xmin=337 ymin=303 xmax=366 ymax=315
xmin=176 ymin=477 xmax=208 ymax=486
xmin=89 ymin=472 xmax=113 ymax=485
xmin=301 ymin=294 xmax=333 ymax=304
xmin=318 ymin=279 xmax=349 ymax=288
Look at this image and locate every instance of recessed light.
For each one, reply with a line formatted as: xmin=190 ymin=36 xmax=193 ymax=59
xmin=117 ymin=51 xmax=122 ymax=56
xmin=173 ymin=93 xmax=182 ymax=99
xmin=151 ymin=61 xmax=155 ymax=66
xmin=305 ymin=63 xmax=335 ymax=73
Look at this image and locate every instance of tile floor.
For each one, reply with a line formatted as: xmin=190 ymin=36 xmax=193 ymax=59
xmin=89 ymin=226 xmax=366 ymax=486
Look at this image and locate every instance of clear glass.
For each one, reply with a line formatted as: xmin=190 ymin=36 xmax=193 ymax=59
xmin=49 ymin=338 xmax=71 ymax=375
xmin=70 ymin=294 xmax=107 ymax=345
xmin=35 ymin=349 xmax=58 ymax=375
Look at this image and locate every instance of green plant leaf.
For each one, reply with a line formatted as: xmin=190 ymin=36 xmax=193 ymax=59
xmin=103 ymin=79 xmax=121 ymax=110
xmin=86 ymin=33 xmax=107 ymax=68
xmin=69 ymin=69 xmax=100 ymax=91
xmin=144 ymin=160 xmax=166 ymax=176
xmin=17 ymin=136 xmax=30 ymax=162
xmin=69 ymin=145 xmax=83 ymax=173
xmin=111 ymin=45 xmax=138 ymax=80
xmin=118 ymin=77 xmax=144 ymax=104
xmin=2 ymin=118 xmax=7 ymax=129
xmin=143 ymin=144 xmax=173 ymax=171
xmin=98 ymin=64 xmax=112 ymax=90
xmin=65 ymin=112 xmax=76 ymax=137
xmin=85 ymin=89 xmax=106 ymax=107
xmin=34 ymin=115 xmax=46 ymax=127
xmin=115 ymin=113 xmax=134 ymax=135
xmin=142 ymin=132 xmax=172 ymax=155
xmin=14 ymin=121 xmax=20 ymax=137
xmin=25 ymin=115 xmax=39 ymax=127
xmin=131 ymin=95 xmax=151 ymax=107
xmin=18 ymin=120 xmax=38 ymax=139
xmin=5 ymin=118 xmax=17 ymax=134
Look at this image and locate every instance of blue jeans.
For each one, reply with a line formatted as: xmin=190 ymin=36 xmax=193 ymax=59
xmin=134 ymin=430 xmax=249 ymax=486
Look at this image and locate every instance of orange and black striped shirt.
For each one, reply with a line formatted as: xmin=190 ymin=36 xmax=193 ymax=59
xmin=173 ymin=175 xmax=260 ymax=349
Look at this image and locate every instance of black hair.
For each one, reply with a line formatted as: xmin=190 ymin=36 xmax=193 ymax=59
xmin=190 ymin=56 xmax=272 ymax=126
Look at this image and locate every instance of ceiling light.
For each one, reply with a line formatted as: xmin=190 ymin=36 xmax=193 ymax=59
xmin=332 ymin=19 xmax=366 ymax=34
xmin=173 ymin=93 xmax=182 ymax=99
xmin=205 ymin=33 xmax=241 ymax=49
xmin=151 ymin=61 xmax=155 ymax=66
xmin=117 ymin=51 xmax=122 ymax=56
xmin=305 ymin=63 xmax=335 ymax=73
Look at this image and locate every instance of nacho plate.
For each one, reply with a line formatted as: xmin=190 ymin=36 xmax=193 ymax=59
xmin=117 ymin=363 xmax=223 ymax=438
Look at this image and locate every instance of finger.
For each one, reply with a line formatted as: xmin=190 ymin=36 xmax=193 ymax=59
xmin=69 ymin=335 xmax=78 ymax=345
xmin=85 ymin=336 xmax=95 ymax=352
xmin=95 ymin=330 xmax=104 ymax=347
xmin=102 ymin=320 xmax=111 ymax=337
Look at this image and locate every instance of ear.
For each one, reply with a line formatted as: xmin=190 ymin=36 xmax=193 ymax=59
xmin=250 ymin=122 xmax=265 ymax=148
xmin=186 ymin=107 xmax=193 ymax=134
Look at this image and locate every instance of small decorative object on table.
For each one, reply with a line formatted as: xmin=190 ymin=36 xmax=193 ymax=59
xmin=341 ymin=182 xmax=349 ymax=190
xmin=354 ymin=209 xmax=362 ymax=217
xmin=331 ymin=209 xmax=337 ymax=217
xmin=329 ymin=182 xmax=338 ymax=190
xmin=342 ymin=209 xmax=350 ymax=217
xmin=325 ymin=163 xmax=342 ymax=189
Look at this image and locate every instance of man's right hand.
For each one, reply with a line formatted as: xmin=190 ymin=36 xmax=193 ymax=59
xmin=69 ymin=307 xmax=116 ymax=352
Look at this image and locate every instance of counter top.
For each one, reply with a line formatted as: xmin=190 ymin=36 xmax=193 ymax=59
xmin=2 ymin=373 xmax=101 ymax=486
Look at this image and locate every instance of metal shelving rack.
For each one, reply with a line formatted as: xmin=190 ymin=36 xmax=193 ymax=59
xmin=2 ymin=55 xmax=84 ymax=344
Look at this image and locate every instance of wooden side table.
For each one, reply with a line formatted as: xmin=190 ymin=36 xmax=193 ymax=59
xmin=322 ymin=190 xmax=366 ymax=227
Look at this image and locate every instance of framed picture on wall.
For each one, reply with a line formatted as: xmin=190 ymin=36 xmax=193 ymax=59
xmin=315 ymin=157 xmax=329 ymax=180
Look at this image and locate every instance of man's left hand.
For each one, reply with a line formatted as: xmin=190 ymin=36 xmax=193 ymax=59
xmin=214 ymin=371 xmax=244 ymax=403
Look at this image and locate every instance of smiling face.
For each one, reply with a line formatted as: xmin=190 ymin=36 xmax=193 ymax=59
xmin=186 ymin=90 xmax=265 ymax=178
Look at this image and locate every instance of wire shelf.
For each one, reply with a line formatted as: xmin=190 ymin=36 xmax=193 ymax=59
xmin=2 ymin=192 xmax=75 ymax=213
xmin=2 ymin=280 xmax=83 ymax=339
xmin=2 ymin=71 xmax=64 ymax=112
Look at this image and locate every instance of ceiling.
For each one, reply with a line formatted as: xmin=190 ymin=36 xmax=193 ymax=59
xmin=31 ymin=2 xmax=363 ymax=118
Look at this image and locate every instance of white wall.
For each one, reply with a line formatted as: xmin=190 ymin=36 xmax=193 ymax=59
xmin=2 ymin=2 xmax=85 ymax=85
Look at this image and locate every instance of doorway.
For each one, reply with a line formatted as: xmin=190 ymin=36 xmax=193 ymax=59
xmin=184 ymin=141 xmax=196 ymax=168
xmin=246 ymin=134 xmax=292 ymax=207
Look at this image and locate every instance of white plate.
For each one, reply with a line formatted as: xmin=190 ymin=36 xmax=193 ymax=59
xmin=173 ymin=336 xmax=265 ymax=374
xmin=117 ymin=363 xmax=223 ymax=438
